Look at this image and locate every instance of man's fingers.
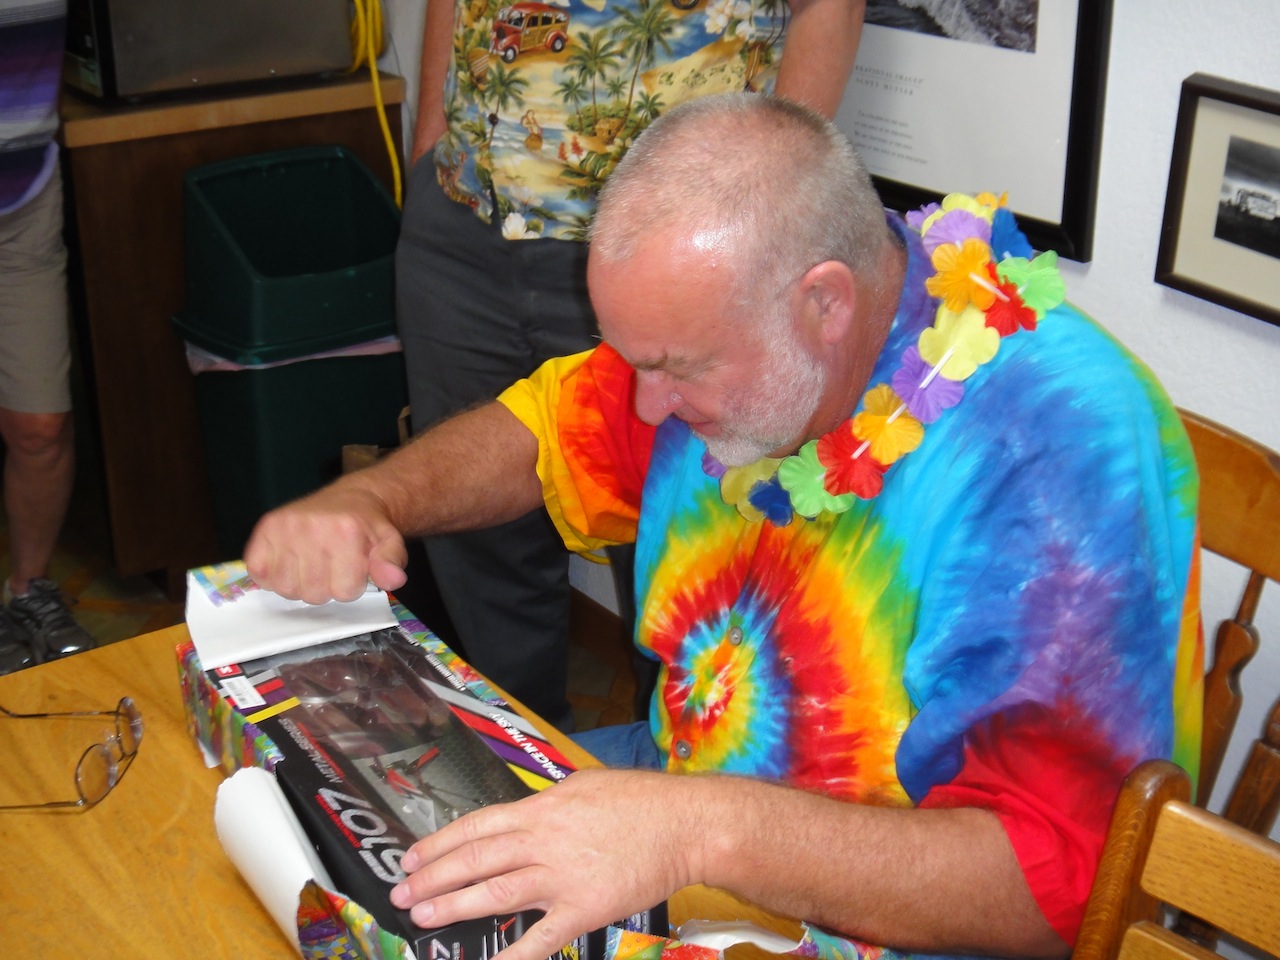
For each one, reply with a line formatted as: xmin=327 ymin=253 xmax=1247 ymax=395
xmin=242 ymin=528 xmax=283 ymax=591
xmin=400 ymin=800 xmax=522 ymax=873
xmin=491 ymin=912 xmax=587 ymax=960
xmin=321 ymin=558 xmax=373 ymax=604
xmin=369 ymin=538 xmax=409 ymax=593
xmin=400 ymin=864 xmax=549 ymax=931
xmin=393 ymin=822 xmax=533 ymax=911
xmin=242 ymin=487 xmax=406 ymax=602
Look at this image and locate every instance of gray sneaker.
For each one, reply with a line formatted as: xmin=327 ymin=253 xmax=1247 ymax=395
xmin=7 ymin=578 xmax=96 ymax=661
xmin=0 ymin=609 xmax=36 ymax=675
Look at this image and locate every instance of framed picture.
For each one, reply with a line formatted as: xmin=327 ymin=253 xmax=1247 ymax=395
xmin=834 ymin=1 xmax=1112 ymax=261
xmin=1155 ymin=74 xmax=1280 ymax=328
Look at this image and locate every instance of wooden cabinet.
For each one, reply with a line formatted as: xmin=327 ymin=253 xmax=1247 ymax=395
xmin=61 ymin=75 xmax=405 ymax=593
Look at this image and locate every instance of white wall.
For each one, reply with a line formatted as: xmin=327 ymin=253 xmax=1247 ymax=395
xmin=380 ymin=0 xmax=427 ymax=136
xmin=382 ymin=1 xmax=1280 ymax=834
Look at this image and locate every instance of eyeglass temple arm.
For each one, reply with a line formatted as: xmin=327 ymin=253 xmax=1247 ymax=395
xmin=0 ymin=798 xmax=90 ymax=811
xmin=0 ymin=702 xmax=127 ymax=720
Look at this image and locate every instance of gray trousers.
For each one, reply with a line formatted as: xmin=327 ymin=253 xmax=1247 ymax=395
xmin=394 ymin=160 xmax=602 ymax=726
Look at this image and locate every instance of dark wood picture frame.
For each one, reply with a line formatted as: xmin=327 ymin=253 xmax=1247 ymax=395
xmin=856 ymin=1 xmax=1113 ymax=262
xmin=1156 ymin=74 xmax=1280 ymax=328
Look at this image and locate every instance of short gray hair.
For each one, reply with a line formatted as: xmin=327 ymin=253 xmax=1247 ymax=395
xmin=590 ymin=93 xmax=891 ymax=328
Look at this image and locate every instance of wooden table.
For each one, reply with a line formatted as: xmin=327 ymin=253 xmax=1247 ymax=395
xmin=0 ymin=625 xmax=797 ymax=959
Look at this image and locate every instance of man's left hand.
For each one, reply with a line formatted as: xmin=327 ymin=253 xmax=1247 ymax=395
xmin=390 ymin=768 xmax=699 ymax=960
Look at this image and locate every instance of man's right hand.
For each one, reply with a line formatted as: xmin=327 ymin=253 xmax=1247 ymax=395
xmin=243 ymin=482 xmax=409 ymax=604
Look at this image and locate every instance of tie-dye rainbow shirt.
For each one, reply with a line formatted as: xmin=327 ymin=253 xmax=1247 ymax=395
xmin=498 ymin=219 xmax=1202 ymax=944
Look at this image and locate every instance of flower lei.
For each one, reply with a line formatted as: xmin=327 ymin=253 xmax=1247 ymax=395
xmin=706 ymin=192 xmax=1067 ymax=525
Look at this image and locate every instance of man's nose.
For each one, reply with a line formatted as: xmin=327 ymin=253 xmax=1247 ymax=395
xmin=633 ymin=371 xmax=682 ymax=425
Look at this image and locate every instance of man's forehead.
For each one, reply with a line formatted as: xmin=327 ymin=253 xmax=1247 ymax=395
xmin=590 ymin=229 xmax=743 ymax=375
xmin=589 ymin=224 xmax=734 ymax=280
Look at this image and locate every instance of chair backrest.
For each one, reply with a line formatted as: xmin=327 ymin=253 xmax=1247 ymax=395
xmin=1075 ymin=760 xmax=1193 ymax=960
xmin=1117 ymin=798 xmax=1280 ymax=960
xmin=1178 ymin=409 xmax=1280 ymax=828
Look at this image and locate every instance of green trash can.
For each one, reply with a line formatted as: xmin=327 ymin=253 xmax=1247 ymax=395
xmin=175 ymin=145 xmax=408 ymax=559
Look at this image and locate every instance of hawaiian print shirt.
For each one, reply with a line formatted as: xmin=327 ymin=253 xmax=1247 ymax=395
xmin=497 ymin=218 xmax=1203 ymax=946
xmin=434 ymin=0 xmax=791 ymax=240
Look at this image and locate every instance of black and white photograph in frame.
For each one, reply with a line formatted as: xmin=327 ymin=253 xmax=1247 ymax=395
xmin=1213 ymin=137 xmax=1280 ymax=261
xmin=1156 ymin=74 xmax=1280 ymax=328
xmin=838 ymin=0 xmax=1109 ymax=260
xmin=865 ymin=0 xmax=1039 ymax=53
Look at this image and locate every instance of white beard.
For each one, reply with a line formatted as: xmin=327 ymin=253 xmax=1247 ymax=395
xmin=698 ymin=326 xmax=826 ymax=467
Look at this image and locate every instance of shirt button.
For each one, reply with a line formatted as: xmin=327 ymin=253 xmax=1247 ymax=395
xmin=728 ymin=626 xmax=743 ymax=645
xmin=674 ymin=739 xmax=692 ymax=760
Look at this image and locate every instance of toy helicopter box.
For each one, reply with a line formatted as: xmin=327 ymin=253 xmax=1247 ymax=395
xmin=178 ymin=567 xmax=665 ymax=959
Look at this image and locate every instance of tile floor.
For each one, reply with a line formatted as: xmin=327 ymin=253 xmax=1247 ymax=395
xmin=0 ymin=453 xmax=638 ymax=732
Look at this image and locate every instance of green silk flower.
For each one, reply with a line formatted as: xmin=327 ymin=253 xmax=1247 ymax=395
xmin=997 ymin=250 xmax=1067 ymax=319
xmin=778 ymin=440 xmax=856 ymax=519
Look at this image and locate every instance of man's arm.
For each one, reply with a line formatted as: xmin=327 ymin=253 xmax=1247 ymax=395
xmin=773 ymin=0 xmax=865 ymax=117
xmin=244 ymin=402 xmax=543 ymax=603
xmin=693 ymin=775 xmax=1065 ymax=956
xmin=389 ymin=769 xmax=1067 ymax=960
xmin=410 ymin=0 xmax=456 ymax=163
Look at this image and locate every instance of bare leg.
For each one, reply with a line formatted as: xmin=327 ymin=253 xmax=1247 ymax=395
xmin=0 ymin=407 xmax=74 ymax=595
xmin=0 ymin=406 xmax=93 ymax=662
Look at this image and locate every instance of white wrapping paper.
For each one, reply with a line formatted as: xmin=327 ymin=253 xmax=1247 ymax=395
xmin=185 ymin=562 xmax=397 ymax=670
xmin=214 ymin=767 xmax=336 ymax=952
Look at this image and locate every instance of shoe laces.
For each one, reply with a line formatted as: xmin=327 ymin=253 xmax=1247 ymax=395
xmin=12 ymin=579 xmax=78 ymax=632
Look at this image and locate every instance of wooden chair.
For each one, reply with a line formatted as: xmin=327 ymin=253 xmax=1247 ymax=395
xmin=1179 ymin=408 xmax=1280 ymax=835
xmin=1112 ymin=793 xmax=1280 ymax=960
xmin=1075 ymin=760 xmax=1194 ymax=960
xmin=1173 ymin=410 xmax=1280 ymax=950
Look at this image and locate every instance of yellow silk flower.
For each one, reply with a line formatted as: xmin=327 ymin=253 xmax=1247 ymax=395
xmin=918 ymin=305 xmax=1001 ymax=382
xmin=852 ymin=384 xmax=923 ymax=465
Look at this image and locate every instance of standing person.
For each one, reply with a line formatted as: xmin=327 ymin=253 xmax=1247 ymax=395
xmin=395 ymin=0 xmax=866 ymax=727
xmin=0 ymin=0 xmax=96 ymax=674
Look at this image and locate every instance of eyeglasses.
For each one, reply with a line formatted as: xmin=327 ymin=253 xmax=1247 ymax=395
xmin=0 ymin=697 xmax=143 ymax=811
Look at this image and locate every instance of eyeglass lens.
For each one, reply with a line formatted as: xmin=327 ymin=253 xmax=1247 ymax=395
xmin=116 ymin=698 xmax=143 ymax=757
xmin=75 ymin=742 xmax=119 ymax=806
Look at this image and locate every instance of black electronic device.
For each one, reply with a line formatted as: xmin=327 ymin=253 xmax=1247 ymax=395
xmin=64 ymin=0 xmax=353 ymax=102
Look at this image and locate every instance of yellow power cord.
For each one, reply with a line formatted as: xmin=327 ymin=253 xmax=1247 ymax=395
xmin=348 ymin=0 xmax=404 ymax=207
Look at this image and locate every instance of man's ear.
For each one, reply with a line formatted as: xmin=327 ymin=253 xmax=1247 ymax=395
xmin=795 ymin=260 xmax=857 ymax=347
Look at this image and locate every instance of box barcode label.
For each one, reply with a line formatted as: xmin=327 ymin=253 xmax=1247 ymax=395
xmin=220 ymin=675 xmax=266 ymax=710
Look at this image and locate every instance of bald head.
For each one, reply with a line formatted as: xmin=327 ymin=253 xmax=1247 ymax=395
xmin=590 ymin=94 xmax=893 ymax=326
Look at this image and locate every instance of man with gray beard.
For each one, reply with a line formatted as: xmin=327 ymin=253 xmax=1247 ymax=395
xmin=247 ymin=94 xmax=1200 ymax=960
